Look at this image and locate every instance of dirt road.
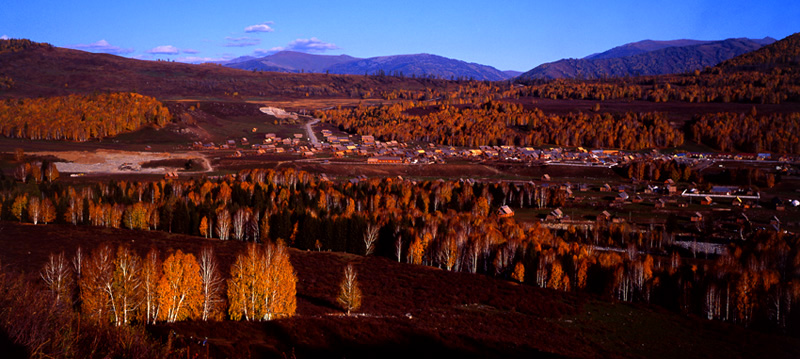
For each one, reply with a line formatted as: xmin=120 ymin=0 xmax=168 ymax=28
xmin=305 ymin=118 xmax=321 ymax=145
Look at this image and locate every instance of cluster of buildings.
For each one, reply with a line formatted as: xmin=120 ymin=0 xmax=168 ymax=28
xmin=192 ymin=127 xmax=800 ymax=173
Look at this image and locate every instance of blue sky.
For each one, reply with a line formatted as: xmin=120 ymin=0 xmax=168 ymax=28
xmin=1 ymin=0 xmax=798 ymax=71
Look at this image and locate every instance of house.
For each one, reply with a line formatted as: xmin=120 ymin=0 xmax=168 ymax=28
xmin=367 ymin=156 xmax=404 ymax=164
xmin=565 ymin=187 xmax=574 ymax=198
xmin=615 ymin=192 xmax=630 ymax=202
xmin=701 ymin=196 xmax=713 ymax=205
xmin=598 ymin=210 xmax=612 ymax=221
xmin=632 ymin=195 xmax=644 ymax=204
xmin=546 ymin=208 xmax=565 ymax=221
xmin=497 ymin=205 xmax=515 ymax=218
xmin=600 ymin=183 xmax=612 ymax=192
xmin=164 ymin=171 xmax=179 ymax=179
xmin=665 ymin=179 xmax=677 ymax=194
xmin=691 ymin=212 xmax=703 ymax=222
xmin=655 ymin=198 xmax=667 ymax=209
xmin=542 ymin=174 xmax=551 ymax=181
xmin=772 ymin=197 xmax=786 ymax=211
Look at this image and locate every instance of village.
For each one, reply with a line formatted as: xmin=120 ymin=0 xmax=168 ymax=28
xmin=183 ymin=120 xmax=800 ymax=254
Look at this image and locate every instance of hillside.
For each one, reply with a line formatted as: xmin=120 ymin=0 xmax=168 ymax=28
xmin=225 ymin=51 xmax=360 ymax=73
xmin=584 ymin=39 xmax=713 ymax=60
xmin=1 ymin=221 xmax=799 ymax=359
xmin=0 ymin=41 xmax=456 ymax=100
xmin=520 ymin=38 xmax=773 ymax=80
xmin=223 ymin=51 xmax=513 ymax=81
xmin=717 ymin=32 xmax=800 ymax=71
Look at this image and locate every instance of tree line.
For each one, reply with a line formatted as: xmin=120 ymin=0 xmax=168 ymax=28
xmin=316 ymin=100 xmax=684 ymax=150
xmin=41 ymin=241 xmax=297 ymax=326
xmin=0 ymin=92 xmax=171 ymax=141
xmin=691 ymin=111 xmax=800 ymax=154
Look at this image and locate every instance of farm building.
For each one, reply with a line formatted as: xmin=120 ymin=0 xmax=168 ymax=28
xmin=497 ymin=205 xmax=514 ymax=218
xmin=367 ymin=156 xmax=404 ymax=164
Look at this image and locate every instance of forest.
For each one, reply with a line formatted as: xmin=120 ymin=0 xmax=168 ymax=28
xmin=317 ymin=100 xmax=684 ymax=149
xmin=0 ymin=167 xmax=798 ymax=337
xmin=691 ymin=111 xmax=800 ymax=153
xmin=0 ymin=92 xmax=171 ymax=141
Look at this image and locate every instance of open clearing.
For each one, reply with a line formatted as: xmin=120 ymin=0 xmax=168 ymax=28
xmin=32 ymin=149 xmax=211 ymax=174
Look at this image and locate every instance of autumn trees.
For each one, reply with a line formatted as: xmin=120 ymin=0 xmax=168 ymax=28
xmin=691 ymin=112 xmax=800 ymax=154
xmin=198 ymin=246 xmax=225 ymax=321
xmin=318 ymin=100 xmax=683 ymax=150
xmin=157 ymin=250 xmax=202 ymax=323
xmin=338 ymin=264 xmax=362 ymax=315
xmin=41 ymin=252 xmax=73 ymax=306
xmin=0 ymin=92 xmax=171 ymax=142
xmin=228 ymin=242 xmax=297 ymax=321
xmin=38 ymin=241 xmax=302 ymax=326
xmin=10 ymin=166 xmax=800 ymax=332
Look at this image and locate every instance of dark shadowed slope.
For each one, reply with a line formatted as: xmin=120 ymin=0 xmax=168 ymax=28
xmin=717 ymin=32 xmax=800 ymax=72
xmin=0 ymin=41 xmax=458 ymax=100
xmin=584 ymin=39 xmax=714 ymax=60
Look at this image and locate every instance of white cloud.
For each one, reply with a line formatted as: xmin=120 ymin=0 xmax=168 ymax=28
xmin=68 ymin=39 xmax=134 ymax=55
xmin=245 ymin=22 xmax=274 ymax=33
xmin=224 ymin=36 xmax=260 ymax=47
xmin=176 ymin=55 xmax=232 ymax=64
xmin=0 ymin=35 xmax=9 ymax=40
xmin=182 ymin=48 xmax=199 ymax=54
xmin=280 ymin=37 xmax=338 ymax=53
xmin=147 ymin=45 xmax=179 ymax=55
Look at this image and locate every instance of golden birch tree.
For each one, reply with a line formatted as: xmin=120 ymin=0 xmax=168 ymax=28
xmin=141 ymin=248 xmax=161 ymax=324
xmin=157 ymin=250 xmax=203 ymax=322
xmin=337 ymin=264 xmax=362 ymax=315
xmin=199 ymin=245 xmax=225 ymax=321
xmin=228 ymin=242 xmax=297 ymax=321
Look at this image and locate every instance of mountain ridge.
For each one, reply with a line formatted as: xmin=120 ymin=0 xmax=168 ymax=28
xmin=222 ymin=51 xmax=514 ymax=81
xmin=520 ymin=37 xmax=776 ymax=80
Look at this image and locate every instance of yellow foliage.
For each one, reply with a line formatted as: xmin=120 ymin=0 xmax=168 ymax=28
xmin=228 ymin=242 xmax=297 ymax=321
xmin=157 ymin=250 xmax=203 ymax=322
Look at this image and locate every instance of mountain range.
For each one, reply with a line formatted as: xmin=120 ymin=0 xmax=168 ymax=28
xmin=518 ymin=37 xmax=776 ymax=80
xmin=223 ymin=51 xmax=513 ymax=81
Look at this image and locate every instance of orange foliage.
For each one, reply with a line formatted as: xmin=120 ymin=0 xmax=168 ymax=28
xmin=157 ymin=250 xmax=202 ymax=323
